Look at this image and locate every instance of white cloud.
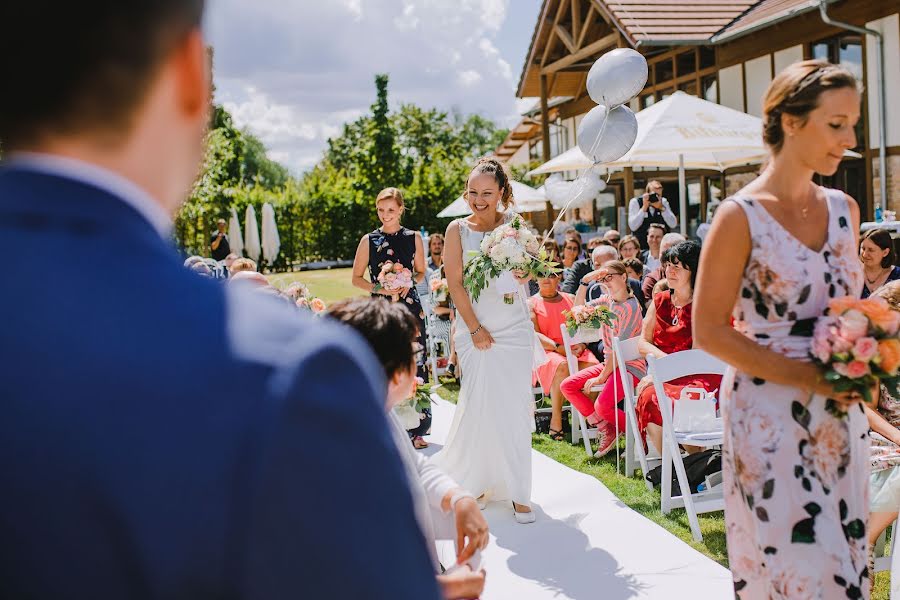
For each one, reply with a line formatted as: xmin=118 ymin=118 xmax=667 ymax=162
xmin=206 ymin=0 xmax=522 ymax=175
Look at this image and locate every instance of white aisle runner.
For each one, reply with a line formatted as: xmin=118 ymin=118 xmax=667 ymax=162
xmin=424 ymin=396 xmax=733 ymax=599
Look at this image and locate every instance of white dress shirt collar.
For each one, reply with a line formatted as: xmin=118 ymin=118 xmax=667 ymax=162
xmin=6 ymin=152 xmax=173 ymax=237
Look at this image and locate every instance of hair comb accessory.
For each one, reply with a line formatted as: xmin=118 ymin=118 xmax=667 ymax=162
xmin=788 ymin=65 xmax=838 ymax=100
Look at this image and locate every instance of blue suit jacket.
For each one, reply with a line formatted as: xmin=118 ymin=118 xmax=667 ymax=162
xmin=0 ymin=166 xmax=441 ymax=599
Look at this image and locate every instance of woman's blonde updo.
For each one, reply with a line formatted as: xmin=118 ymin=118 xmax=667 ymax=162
xmin=375 ymin=187 xmax=405 ymax=209
xmin=465 ymin=156 xmax=515 ymax=210
xmin=762 ymin=59 xmax=858 ymax=153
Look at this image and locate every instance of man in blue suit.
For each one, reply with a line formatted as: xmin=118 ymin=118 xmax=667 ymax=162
xmin=0 ymin=2 xmax=440 ymax=598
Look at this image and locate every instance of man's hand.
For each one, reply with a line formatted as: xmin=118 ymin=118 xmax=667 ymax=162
xmin=641 ymin=194 xmax=651 ymax=212
xmin=454 ymin=497 xmax=489 ymax=565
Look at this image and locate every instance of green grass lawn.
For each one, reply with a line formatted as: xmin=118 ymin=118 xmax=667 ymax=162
xmin=274 ymin=267 xmax=891 ymax=597
xmin=435 ymin=381 xmax=891 ymax=598
xmin=267 ymin=267 xmax=364 ymax=304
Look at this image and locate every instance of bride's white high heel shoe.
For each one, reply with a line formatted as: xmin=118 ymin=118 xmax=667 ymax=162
xmin=512 ymin=503 xmax=535 ymax=524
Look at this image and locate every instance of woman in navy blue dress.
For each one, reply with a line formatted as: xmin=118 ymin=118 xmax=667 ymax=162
xmin=352 ymin=187 xmax=430 ymax=447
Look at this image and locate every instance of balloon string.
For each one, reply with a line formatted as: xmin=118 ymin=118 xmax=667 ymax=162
xmin=540 ymin=107 xmax=610 ymax=246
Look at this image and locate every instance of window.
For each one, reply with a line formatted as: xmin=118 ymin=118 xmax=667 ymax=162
xmin=679 ymin=80 xmax=698 ymax=96
xmin=810 ymin=34 xmax=865 ymax=150
xmin=676 ymin=51 xmax=696 ymax=77
xmin=641 ymin=94 xmax=656 ymax=109
xmin=701 ymin=75 xmax=718 ymax=103
xmin=654 ymin=58 xmax=674 ymax=85
xmin=699 ymin=46 xmax=716 ymax=69
xmin=658 ymin=87 xmax=674 ymax=101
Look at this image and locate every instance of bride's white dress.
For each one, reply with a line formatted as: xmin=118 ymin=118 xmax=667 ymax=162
xmin=431 ymin=212 xmax=534 ymax=506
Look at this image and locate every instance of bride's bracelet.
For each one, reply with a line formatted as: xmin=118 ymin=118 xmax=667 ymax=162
xmin=469 ymin=324 xmax=483 ymax=336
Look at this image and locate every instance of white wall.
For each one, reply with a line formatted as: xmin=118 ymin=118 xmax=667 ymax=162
xmin=744 ymin=55 xmax=773 ymax=117
xmin=719 ymin=64 xmax=745 ymax=112
xmin=507 ymin=141 xmax=531 ymax=167
xmin=774 ymin=45 xmax=803 ymax=76
xmin=866 ymin=13 xmax=900 ymax=148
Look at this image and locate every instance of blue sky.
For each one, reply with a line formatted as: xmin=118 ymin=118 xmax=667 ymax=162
xmin=206 ymin=0 xmax=543 ymax=174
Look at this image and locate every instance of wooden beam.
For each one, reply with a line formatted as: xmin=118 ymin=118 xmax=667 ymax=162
xmin=576 ymin=5 xmax=595 ymax=49
xmin=571 ymin=0 xmax=582 ymax=45
xmin=540 ymin=28 xmax=559 ymax=68
xmin=554 ymin=23 xmax=577 ymax=54
xmin=542 ymin=31 xmax=617 ymax=74
xmin=540 ymin=74 xmax=551 ymax=163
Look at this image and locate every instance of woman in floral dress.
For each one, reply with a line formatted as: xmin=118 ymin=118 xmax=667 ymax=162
xmin=694 ymin=61 xmax=870 ymax=598
xmin=352 ymin=187 xmax=429 ymax=447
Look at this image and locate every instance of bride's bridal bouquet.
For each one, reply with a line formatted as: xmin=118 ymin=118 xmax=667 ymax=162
xmin=810 ymin=296 xmax=900 ymax=404
xmin=463 ymin=215 xmax=558 ymax=304
xmin=564 ymin=304 xmax=616 ymax=343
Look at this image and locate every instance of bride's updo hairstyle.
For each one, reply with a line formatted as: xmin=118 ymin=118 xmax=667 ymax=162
xmin=762 ymin=59 xmax=858 ymax=154
xmin=465 ymin=156 xmax=516 ymax=210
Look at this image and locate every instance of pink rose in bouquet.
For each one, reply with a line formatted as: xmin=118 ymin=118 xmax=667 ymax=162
xmin=378 ymin=261 xmax=413 ymax=293
xmin=810 ymin=296 xmax=900 ymax=404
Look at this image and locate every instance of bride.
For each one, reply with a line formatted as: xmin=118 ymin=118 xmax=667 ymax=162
xmin=431 ymin=157 xmax=536 ymax=524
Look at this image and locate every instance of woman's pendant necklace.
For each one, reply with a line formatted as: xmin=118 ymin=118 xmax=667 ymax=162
xmin=671 ymin=308 xmax=679 ymax=326
xmin=866 ymin=267 xmax=888 ymax=286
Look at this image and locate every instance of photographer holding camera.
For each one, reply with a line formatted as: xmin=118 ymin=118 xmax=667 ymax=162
xmin=627 ymin=180 xmax=677 ymax=251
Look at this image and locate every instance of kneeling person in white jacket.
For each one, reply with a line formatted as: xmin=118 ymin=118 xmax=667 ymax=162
xmin=327 ymin=298 xmax=489 ymax=600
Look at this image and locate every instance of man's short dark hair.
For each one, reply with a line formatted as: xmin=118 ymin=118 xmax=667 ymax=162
xmin=327 ymin=298 xmax=418 ymax=380
xmin=648 ymin=223 xmax=667 ymax=234
xmin=0 ymin=1 xmax=205 ymax=149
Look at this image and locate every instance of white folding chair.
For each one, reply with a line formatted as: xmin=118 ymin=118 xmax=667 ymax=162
xmin=560 ymin=324 xmax=597 ymax=456
xmin=612 ymin=336 xmax=660 ymax=485
xmin=647 ymin=350 xmax=729 ymax=542
xmin=874 ymin=518 xmax=899 ymax=573
xmin=419 ymin=296 xmax=450 ymax=383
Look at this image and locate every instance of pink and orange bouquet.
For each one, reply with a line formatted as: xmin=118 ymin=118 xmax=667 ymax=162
xmin=811 ymin=296 xmax=900 ymax=402
xmin=296 ymin=296 xmax=327 ymax=314
xmin=430 ymin=277 xmax=449 ymax=302
xmin=378 ymin=261 xmax=413 ymax=293
xmin=564 ymin=303 xmax=616 ymax=337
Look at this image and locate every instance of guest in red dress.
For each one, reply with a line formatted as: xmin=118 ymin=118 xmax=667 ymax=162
xmin=636 ymin=241 xmax=722 ymax=454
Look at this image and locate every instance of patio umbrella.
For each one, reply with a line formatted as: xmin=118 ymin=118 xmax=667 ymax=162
xmin=437 ymin=180 xmax=547 ymax=217
xmin=528 ymin=92 xmax=860 ymax=234
xmin=260 ymin=202 xmax=280 ymax=264
xmin=228 ymin=207 xmax=244 ymax=257
xmin=244 ymin=205 xmax=261 ymax=263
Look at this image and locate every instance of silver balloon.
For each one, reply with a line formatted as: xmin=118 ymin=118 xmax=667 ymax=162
xmin=577 ymin=104 xmax=638 ymax=164
xmin=586 ymin=48 xmax=648 ymax=108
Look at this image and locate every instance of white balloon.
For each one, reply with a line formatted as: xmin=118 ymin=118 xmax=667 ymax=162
xmin=577 ymin=104 xmax=638 ymax=164
xmin=586 ymin=48 xmax=648 ymax=107
xmin=595 ymin=178 xmax=607 ymax=193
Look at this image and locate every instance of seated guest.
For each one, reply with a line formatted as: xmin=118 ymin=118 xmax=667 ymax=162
xmin=230 ymin=257 xmax=257 ymax=274
xmin=188 ymin=261 xmax=213 ymax=277
xmin=623 ymin=257 xmax=646 ymax=282
xmin=635 ymin=240 xmax=722 ymax=455
xmin=579 ymin=245 xmax=646 ymax=315
xmin=229 ymin=270 xmax=270 ymax=288
xmin=860 ymin=228 xmax=900 ymax=298
xmin=640 ymin=223 xmax=667 ymax=271
xmin=183 ymin=255 xmax=204 ymax=268
xmin=586 ymin=237 xmax=606 ymax=251
xmin=564 ymin=228 xmax=586 ymax=259
xmin=560 ymin=237 xmax=581 ymax=276
xmin=426 ymin=233 xmax=444 ymax=279
xmin=618 ymin=235 xmax=644 ymax=263
xmin=641 ymin=232 xmax=685 ymax=303
xmin=863 ymin=282 xmax=900 ymax=563
xmin=327 ymin=298 xmax=488 ymax=600
xmin=530 ymin=273 xmax=599 ymax=440
xmin=561 ymin=261 xmax=645 ymax=456
xmin=603 ymin=229 xmax=621 ymax=246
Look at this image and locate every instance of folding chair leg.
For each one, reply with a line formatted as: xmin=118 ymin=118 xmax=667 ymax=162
xmin=671 ymin=442 xmax=704 ymax=542
xmin=661 ymin=435 xmax=673 ymax=514
xmin=578 ymin=412 xmax=592 ymax=456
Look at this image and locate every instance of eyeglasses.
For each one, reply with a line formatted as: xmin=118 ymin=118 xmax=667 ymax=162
xmin=597 ymin=273 xmax=621 ymax=284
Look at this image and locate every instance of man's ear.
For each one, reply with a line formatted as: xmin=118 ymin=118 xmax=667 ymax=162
xmin=171 ymin=29 xmax=210 ymax=121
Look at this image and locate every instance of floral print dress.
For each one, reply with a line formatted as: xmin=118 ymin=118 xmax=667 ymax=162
xmin=722 ymin=188 xmax=867 ymax=599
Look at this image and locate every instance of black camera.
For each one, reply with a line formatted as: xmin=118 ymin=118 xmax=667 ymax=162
xmin=649 ymin=192 xmax=660 ymax=205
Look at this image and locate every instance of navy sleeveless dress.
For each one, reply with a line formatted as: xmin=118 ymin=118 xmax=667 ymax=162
xmin=367 ymin=226 xmax=428 ymax=381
